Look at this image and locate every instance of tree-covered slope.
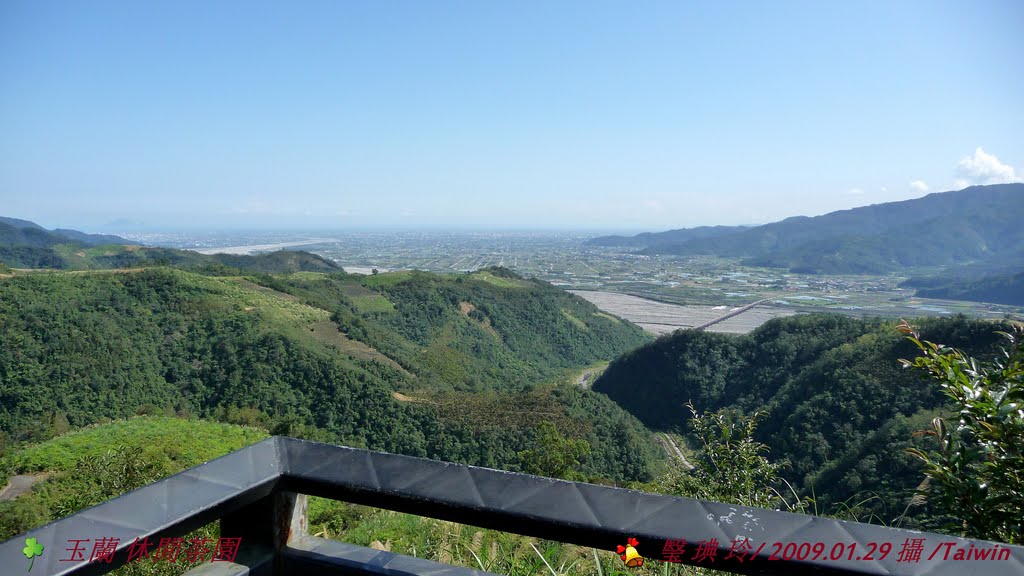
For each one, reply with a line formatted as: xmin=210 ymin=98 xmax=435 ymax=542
xmin=0 ymin=267 xmax=660 ymax=483
xmin=618 ymin=183 xmax=1024 ymax=274
xmin=0 ymin=218 xmax=133 ymax=249
xmin=0 ymin=216 xmax=341 ymax=272
xmin=307 ymin=268 xmax=652 ymax=392
xmin=739 ymin=209 xmax=1024 ymax=274
xmin=43 ymin=244 xmax=341 ymax=273
xmin=904 ymin=270 xmax=1024 ymax=306
xmin=0 ymin=234 xmax=340 ymax=273
xmin=591 ymin=314 xmax=1016 ymax=522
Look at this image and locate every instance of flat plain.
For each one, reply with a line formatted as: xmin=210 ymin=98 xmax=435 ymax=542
xmin=126 ymin=230 xmax=1024 ymax=333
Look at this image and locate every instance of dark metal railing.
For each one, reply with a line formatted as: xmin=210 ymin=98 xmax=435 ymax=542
xmin=2 ymin=436 xmax=1021 ymax=575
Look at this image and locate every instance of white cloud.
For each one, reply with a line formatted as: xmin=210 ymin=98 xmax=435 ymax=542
xmin=642 ymin=199 xmax=662 ymax=209
xmin=955 ymin=147 xmax=1022 ymax=186
xmin=910 ymin=180 xmax=930 ymax=193
xmin=880 ymin=186 xmax=888 ymax=193
xmin=845 ymin=188 xmax=865 ymax=196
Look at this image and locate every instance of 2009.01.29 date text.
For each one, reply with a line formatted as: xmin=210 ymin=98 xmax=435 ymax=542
xmin=765 ymin=541 xmax=891 ymax=562
xmin=655 ymin=536 xmax=1010 ymax=564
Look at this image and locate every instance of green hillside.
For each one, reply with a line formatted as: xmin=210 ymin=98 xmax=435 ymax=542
xmin=1 ymin=238 xmax=340 ymax=273
xmin=0 ymin=417 xmax=267 ymax=567
xmin=0 ymin=216 xmax=341 ymax=273
xmin=739 ymin=208 xmax=1024 ymax=274
xmin=592 ymin=314 xmax=1016 ymax=524
xmin=268 ymin=267 xmax=653 ymax=392
xmin=0 ymin=266 xmax=660 ymax=484
xmin=0 ymin=217 xmax=133 ymax=246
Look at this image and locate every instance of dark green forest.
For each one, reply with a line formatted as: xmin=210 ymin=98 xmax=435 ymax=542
xmin=592 ymin=314 xmax=1018 ymax=526
xmin=903 ymin=269 xmax=1024 ymax=306
xmin=0 ymin=266 xmax=659 ymax=483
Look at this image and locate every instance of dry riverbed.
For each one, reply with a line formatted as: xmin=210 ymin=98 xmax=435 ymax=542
xmin=570 ymin=290 xmax=795 ymax=335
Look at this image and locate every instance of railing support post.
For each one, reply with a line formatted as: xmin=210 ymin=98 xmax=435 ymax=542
xmin=218 ymin=491 xmax=307 ymax=574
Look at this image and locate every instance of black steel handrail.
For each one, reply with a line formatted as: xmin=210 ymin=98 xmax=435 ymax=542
xmin=2 ymin=436 xmax=1021 ymax=576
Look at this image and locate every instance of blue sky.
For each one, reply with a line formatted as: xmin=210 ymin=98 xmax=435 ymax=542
xmin=1 ymin=1 xmax=1022 ymax=231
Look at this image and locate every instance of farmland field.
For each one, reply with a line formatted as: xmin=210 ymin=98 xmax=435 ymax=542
xmin=128 ymin=230 xmax=1024 ymax=326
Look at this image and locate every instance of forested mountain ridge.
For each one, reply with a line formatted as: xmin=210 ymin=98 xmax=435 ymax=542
xmin=587 ymin=184 xmax=1024 ymax=274
xmin=0 ymin=215 xmax=339 ymax=272
xmin=583 ymin=225 xmax=749 ymax=248
xmin=0 ymin=266 xmax=660 ymax=483
xmin=592 ymin=314 xmax=1017 ymax=524
xmin=0 ymin=217 xmax=134 ymax=248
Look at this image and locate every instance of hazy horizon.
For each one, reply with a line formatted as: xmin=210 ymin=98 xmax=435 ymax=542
xmin=3 ymin=1 xmax=1022 ymax=230
xmin=15 ymin=182 xmax=1013 ymax=237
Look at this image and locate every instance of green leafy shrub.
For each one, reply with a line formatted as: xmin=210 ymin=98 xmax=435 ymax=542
xmin=899 ymin=321 xmax=1023 ymax=543
xmin=517 ymin=422 xmax=591 ymax=481
xmin=658 ymin=403 xmax=801 ymax=512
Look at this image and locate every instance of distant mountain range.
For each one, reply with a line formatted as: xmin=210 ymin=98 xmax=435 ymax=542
xmin=586 ymin=183 xmax=1024 ymax=275
xmin=584 ymin=225 xmax=750 ymax=248
xmin=0 ymin=216 xmax=338 ymax=273
xmin=0 ymin=217 xmax=136 ymax=247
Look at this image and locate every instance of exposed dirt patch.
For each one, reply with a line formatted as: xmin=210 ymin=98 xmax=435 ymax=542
xmin=573 ymin=363 xmax=608 ymax=388
xmin=221 ymin=277 xmax=411 ymax=376
xmin=309 ymin=321 xmax=413 ymax=377
xmin=458 ymin=301 xmax=501 ymax=340
xmin=341 ymin=283 xmax=385 ymax=298
xmin=0 ymin=472 xmax=50 ymax=501
xmin=391 ymin=391 xmax=436 ymax=405
xmin=229 ymin=278 xmax=303 ymax=301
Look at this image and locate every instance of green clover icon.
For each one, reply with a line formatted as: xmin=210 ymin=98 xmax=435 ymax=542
xmin=23 ymin=537 xmax=43 ymax=572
